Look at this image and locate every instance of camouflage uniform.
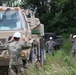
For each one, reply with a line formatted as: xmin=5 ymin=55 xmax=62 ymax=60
xmin=5 ymin=41 xmax=31 ymax=75
xmin=71 ymin=40 xmax=76 ymax=57
xmin=46 ymin=40 xmax=55 ymax=56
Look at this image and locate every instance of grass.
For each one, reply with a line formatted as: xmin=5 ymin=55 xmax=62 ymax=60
xmin=25 ymin=37 xmax=76 ymax=75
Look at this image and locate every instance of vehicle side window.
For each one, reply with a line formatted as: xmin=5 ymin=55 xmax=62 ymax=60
xmin=22 ymin=13 xmax=28 ymax=28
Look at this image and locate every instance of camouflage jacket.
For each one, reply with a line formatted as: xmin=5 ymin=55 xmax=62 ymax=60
xmin=5 ymin=41 xmax=31 ymax=65
xmin=70 ymin=39 xmax=76 ymax=50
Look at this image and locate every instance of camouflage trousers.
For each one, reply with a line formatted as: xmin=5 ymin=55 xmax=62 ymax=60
xmin=48 ymin=49 xmax=54 ymax=56
xmin=72 ymin=49 xmax=76 ymax=57
xmin=8 ymin=64 xmax=24 ymax=75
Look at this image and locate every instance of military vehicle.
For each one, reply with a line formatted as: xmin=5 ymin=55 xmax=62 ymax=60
xmin=0 ymin=6 xmax=45 ymax=75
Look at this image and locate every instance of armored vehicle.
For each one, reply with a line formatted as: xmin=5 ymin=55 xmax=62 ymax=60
xmin=0 ymin=6 xmax=45 ymax=75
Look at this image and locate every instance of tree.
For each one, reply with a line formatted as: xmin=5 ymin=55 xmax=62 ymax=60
xmin=0 ymin=0 xmax=2 ymax=6
xmin=44 ymin=0 xmax=76 ymax=34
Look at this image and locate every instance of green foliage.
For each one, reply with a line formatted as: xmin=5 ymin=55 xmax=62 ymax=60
xmin=25 ymin=37 xmax=76 ymax=75
xmin=64 ymin=56 xmax=72 ymax=66
xmin=62 ymin=38 xmax=72 ymax=55
xmin=19 ymin=2 xmax=27 ymax=8
xmin=47 ymin=0 xmax=76 ymax=34
xmin=0 ymin=0 xmax=2 ymax=6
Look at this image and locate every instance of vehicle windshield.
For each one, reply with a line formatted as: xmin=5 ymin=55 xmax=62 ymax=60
xmin=0 ymin=10 xmax=23 ymax=30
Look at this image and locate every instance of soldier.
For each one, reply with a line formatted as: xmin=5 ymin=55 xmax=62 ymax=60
xmin=5 ymin=32 xmax=33 ymax=75
xmin=46 ymin=37 xmax=55 ymax=56
xmin=70 ymin=34 xmax=76 ymax=57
